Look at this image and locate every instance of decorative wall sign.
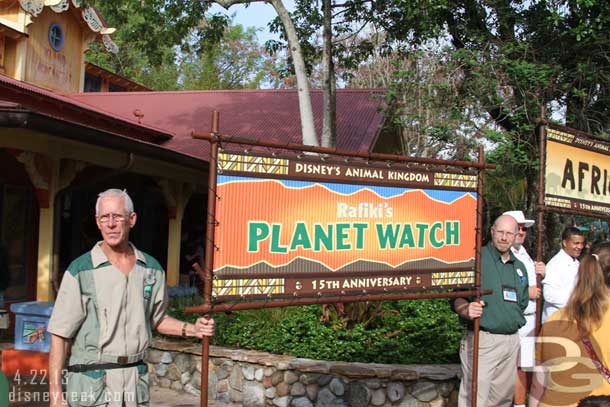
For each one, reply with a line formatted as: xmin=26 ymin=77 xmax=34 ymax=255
xmin=102 ymin=35 xmax=119 ymax=54
xmin=544 ymin=124 xmax=610 ymax=217
xmin=19 ymin=0 xmax=44 ymax=17
xmin=50 ymin=0 xmax=70 ymax=13
xmin=82 ymin=7 xmax=103 ymax=32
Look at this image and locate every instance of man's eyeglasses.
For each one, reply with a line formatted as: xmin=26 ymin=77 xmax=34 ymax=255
xmin=98 ymin=213 xmax=127 ymax=223
xmin=518 ymin=226 xmax=527 ymax=232
xmin=492 ymin=228 xmax=516 ymax=238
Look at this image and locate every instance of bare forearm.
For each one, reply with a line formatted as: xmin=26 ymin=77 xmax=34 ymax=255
xmin=156 ymin=316 xmax=215 ymax=338
xmin=49 ymin=334 xmax=68 ymax=401
xmin=453 ymin=298 xmax=469 ymax=319
xmin=156 ymin=316 xmax=196 ymax=337
xmin=453 ymin=297 xmax=484 ymax=320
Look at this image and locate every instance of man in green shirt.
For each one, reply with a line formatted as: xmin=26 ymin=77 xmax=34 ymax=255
xmin=453 ymin=214 xmax=529 ymax=407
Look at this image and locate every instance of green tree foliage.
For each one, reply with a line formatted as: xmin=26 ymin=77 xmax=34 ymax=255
xmin=86 ymin=1 xmax=276 ymax=90
xmin=260 ymin=0 xmax=610 ymax=250
xmin=342 ymin=0 xmax=610 ymax=131
xmin=350 ymin=46 xmax=495 ymax=160
xmin=319 ymin=0 xmax=610 ymax=232
xmin=180 ymin=25 xmax=273 ymax=90
xmin=86 ymin=0 xmax=223 ymax=88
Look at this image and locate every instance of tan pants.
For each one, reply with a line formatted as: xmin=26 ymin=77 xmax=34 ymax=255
xmin=458 ymin=330 xmax=520 ymax=407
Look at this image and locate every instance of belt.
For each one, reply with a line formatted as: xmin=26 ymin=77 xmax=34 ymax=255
xmin=99 ymin=351 xmax=147 ymax=364
xmin=68 ymin=360 xmax=145 ymax=373
xmin=467 ymin=327 xmax=517 ymax=335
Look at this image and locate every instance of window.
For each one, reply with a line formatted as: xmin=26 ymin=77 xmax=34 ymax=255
xmin=48 ymin=23 xmax=64 ymax=51
xmin=109 ymin=83 xmax=127 ymax=92
xmin=84 ymin=74 xmax=102 ymax=92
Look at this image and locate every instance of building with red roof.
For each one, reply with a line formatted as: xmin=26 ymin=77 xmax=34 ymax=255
xmin=0 ymin=2 xmax=391 ymax=307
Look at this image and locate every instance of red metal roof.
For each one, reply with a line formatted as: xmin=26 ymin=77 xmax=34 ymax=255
xmin=1 ymin=72 xmax=386 ymax=162
xmin=68 ymin=89 xmax=386 ymax=161
xmin=0 ymin=73 xmax=173 ymax=143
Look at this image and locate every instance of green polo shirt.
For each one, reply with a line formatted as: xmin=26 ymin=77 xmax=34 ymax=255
xmin=477 ymin=243 xmax=529 ymax=334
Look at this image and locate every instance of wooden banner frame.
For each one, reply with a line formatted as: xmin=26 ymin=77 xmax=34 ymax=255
xmin=187 ymin=112 xmax=495 ymax=407
xmin=211 ymin=154 xmax=478 ymax=301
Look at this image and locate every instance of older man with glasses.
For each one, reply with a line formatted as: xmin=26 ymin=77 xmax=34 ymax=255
xmin=453 ymin=214 xmax=530 ymax=407
xmin=47 ymin=188 xmax=215 ymax=407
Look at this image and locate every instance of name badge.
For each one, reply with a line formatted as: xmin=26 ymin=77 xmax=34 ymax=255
xmin=144 ymin=270 xmax=156 ymax=302
xmin=502 ymin=286 xmax=517 ymax=303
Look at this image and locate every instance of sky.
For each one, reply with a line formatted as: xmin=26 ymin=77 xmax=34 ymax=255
xmin=208 ymin=1 xmax=296 ymax=44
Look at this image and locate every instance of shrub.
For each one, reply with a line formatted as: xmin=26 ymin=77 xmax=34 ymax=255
xmin=164 ymin=288 xmax=463 ymax=364
xmin=204 ymin=299 xmax=463 ymax=364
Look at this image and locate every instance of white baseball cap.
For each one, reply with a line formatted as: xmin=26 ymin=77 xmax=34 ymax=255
xmin=503 ymin=210 xmax=535 ymax=228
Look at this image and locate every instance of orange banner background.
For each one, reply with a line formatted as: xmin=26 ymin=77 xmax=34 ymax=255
xmin=214 ymin=179 xmax=476 ymax=273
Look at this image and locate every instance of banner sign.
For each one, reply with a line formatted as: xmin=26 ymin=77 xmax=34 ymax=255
xmin=544 ymin=125 xmax=610 ymax=216
xmin=212 ymin=153 xmax=478 ymax=300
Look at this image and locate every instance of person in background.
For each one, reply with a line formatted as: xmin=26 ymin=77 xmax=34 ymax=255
xmin=48 ymin=189 xmax=215 ymax=407
xmin=542 ymin=227 xmax=585 ymax=322
xmin=454 ymin=214 xmax=529 ymax=407
xmin=503 ymin=211 xmax=546 ymax=407
xmin=530 ymin=242 xmax=610 ymax=407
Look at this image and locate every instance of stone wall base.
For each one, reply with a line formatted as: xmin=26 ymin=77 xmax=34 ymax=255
xmin=147 ymin=339 xmax=461 ymax=407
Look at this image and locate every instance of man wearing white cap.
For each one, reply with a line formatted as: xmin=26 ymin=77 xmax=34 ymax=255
xmin=503 ymin=210 xmax=546 ymax=407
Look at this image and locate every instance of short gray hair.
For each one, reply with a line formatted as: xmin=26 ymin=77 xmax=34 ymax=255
xmin=95 ymin=189 xmax=134 ymax=216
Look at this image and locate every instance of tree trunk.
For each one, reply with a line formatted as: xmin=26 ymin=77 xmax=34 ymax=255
xmin=269 ymin=0 xmax=319 ymax=146
xmin=321 ymin=0 xmax=336 ymax=148
xmin=214 ymin=0 xmax=319 ymax=146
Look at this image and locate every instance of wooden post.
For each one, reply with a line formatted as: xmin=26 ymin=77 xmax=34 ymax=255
xmin=535 ymin=115 xmax=547 ymax=335
xmin=471 ymin=146 xmax=485 ymax=407
xmin=200 ymin=111 xmax=220 ymax=407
